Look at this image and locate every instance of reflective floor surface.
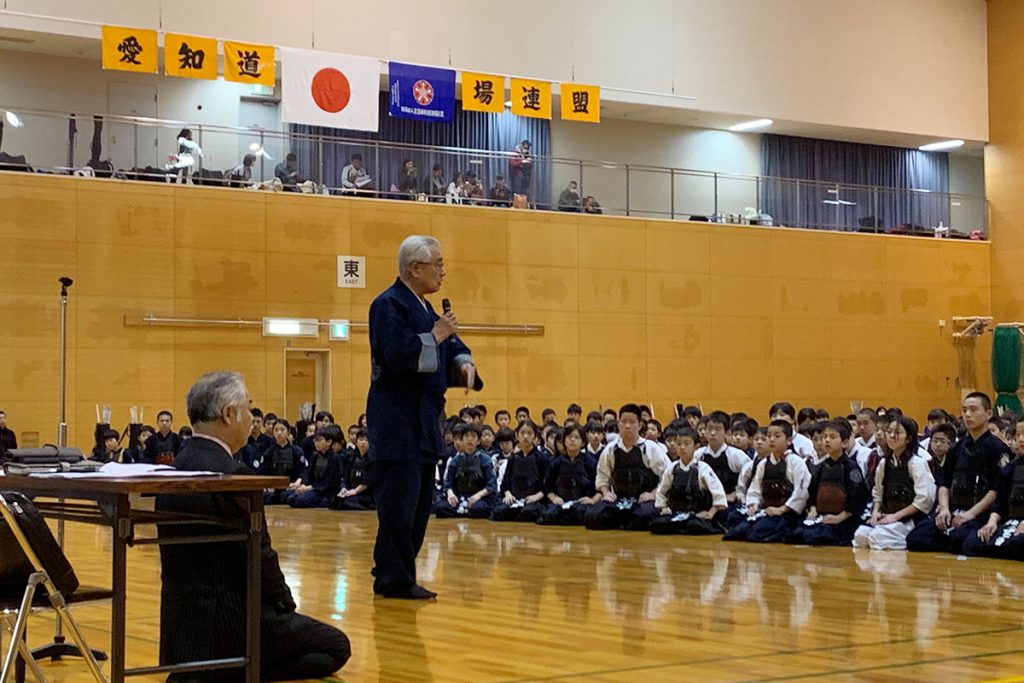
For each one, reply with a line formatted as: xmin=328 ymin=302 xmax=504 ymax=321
xmin=14 ymin=508 xmax=1024 ymax=682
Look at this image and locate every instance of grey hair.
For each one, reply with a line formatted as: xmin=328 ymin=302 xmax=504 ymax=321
xmin=186 ymin=371 xmax=248 ymax=425
xmin=397 ymin=235 xmax=440 ymax=277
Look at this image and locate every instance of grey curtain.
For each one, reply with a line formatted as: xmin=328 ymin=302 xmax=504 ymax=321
xmin=760 ymin=134 xmax=950 ymax=232
xmin=290 ymin=93 xmax=551 ymax=206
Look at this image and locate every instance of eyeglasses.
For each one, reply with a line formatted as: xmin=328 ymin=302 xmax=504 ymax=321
xmin=414 ymin=260 xmax=444 ymax=270
xmin=886 ymin=429 xmax=906 ymax=438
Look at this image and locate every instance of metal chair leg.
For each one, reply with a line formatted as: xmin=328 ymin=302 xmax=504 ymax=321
xmin=51 ymin=606 xmax=106 ymax=683
xmin=14 ymin=639 xmax=45 ymax=683
xmin=0 ymin=575 xmax=40 ymax=683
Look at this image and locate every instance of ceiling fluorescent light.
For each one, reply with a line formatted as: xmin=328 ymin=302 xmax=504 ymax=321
xmin=728 ymin=118 xmax=773 ymax=132
xmin=918 ymin=139 xmax=964 ymax=152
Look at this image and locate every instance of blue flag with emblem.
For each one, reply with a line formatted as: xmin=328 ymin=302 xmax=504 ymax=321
xmin=388 ymin=62 xmax=456 ymax=123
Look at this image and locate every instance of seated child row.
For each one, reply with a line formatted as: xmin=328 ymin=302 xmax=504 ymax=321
xmin=254 ymin=394 xmax=1024 ymax=562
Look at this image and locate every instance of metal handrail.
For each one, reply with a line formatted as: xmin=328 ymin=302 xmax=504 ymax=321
xmin=0 ymin=105 xmax=989 ymax=201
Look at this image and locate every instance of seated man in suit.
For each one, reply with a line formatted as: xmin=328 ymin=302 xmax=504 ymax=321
xmin=156 ymin=371 xmax=350 ymax=682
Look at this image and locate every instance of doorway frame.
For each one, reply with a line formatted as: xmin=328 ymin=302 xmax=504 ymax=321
xmin=283 ymin=348 xmax=332 ymax=419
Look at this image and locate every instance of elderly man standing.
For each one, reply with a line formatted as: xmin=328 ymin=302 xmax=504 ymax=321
xmin=157 ymin=371 xmax=350 ymax=681
xmin=367 ymin=235 xmax=481 ymax=600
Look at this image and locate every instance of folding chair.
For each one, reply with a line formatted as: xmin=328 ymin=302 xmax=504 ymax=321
xmin=0 ymin=491 xmax=110 ymax=683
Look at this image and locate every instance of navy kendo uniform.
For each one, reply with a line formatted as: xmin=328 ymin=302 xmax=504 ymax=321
xmin=367 ymin=278 xmax=481 ymax=596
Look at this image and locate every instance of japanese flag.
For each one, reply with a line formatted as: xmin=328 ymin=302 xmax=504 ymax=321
xmin=281 ymin=47 xmax=380 ymax=131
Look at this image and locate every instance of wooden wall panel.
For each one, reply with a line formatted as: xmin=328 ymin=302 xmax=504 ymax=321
xmin=0 ymin=173 xmax=993 ymax=448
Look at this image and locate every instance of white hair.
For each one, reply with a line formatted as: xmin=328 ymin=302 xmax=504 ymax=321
xmin=186 ymin=371 xmax=248 ymax=425
xmin=397 ymin=235 xmax=440 ymax=277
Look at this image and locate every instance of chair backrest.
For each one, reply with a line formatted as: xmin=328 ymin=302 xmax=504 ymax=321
xmin=0 ymin=492 xmax=79 ymax=597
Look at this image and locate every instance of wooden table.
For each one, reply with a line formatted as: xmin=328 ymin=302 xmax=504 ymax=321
xmin=0 ymin=474 xmax=288 ymax=683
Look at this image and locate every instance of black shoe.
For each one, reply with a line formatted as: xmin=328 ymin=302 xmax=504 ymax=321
xmin=380 ymin=584 xmax=437 ymax=600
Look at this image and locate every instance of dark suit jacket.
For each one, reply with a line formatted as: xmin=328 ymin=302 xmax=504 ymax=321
xmin=366 ymin=278 xmax=481 ymax=463
xmin=156 ymin=436 xmax=295 ymax=667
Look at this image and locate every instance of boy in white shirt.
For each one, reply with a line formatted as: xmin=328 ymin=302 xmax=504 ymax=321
xmin=650 ymin=426 xmax=728 ymax=535
xmin=585 ymin=404 xmax=672 ymax=532
xmin=724 ymin=420 xmax=811 ymax=543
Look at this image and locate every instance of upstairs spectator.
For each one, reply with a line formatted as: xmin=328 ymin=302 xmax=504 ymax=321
xmin=227 ymin=153 xmax=256 ymax=187
xmin=583 ymin=195 xmax=603 ymax=215
xmin=0 ymin=410 xmax=16 ymax=451
xmin=341 ymin=153 xmax=373 ymax=194
xmin=509 ymin=140 xmax=533 ymax=198
xmin=397 ymin=159 xmax=419 ymax=196
xmin=275 ymin=153 xmax=305 ymax=191
xmin=558 ymin=181 xmax=581 ymax=212
xmin=423 ymin=163 xmax=446 ymax=200
xmin=446 ymin=172 xmax=465 ymax=205
xmin=463 ymin=171 xmax=484 ymax=205
xmin=166 ymin=128 xmax=202 ymax=183
xmin=489 ymin=175 xmax=512 ymax=207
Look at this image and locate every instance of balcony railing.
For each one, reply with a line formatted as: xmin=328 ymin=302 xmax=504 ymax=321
xmin=0 ymin=106 xmax=988 ymax=238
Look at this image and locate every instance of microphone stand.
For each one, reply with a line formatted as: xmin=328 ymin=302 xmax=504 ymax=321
xmin=32 ymin=277 xmax=108 ymax=664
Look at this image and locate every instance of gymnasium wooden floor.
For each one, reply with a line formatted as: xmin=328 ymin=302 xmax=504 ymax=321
xmin=17 ymin=508 xmax=1024 ymax=682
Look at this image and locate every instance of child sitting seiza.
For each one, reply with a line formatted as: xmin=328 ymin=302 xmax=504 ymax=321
xmin=724 ymin=420 xmax=811 ymax=542
xmin=585 ymin=404 xmax=671 ymax=531
xmin=331 ymin=429 xmax=375 ymax=511
xmin=853 ymin=416 xmax=936 ymax=550
xmin=491 ymin=421 xmax=549 ymax=522
xmin=785 ymin=419 xmax=869 ymax=546
xmin=650 ymin=426 xmax=728 ymax=535
xmin=536 ymin=424 xmax=600 ymax=526
xmin=261 ymin=419 xmax=306 ymax=504
xmin=287 ymin=426 xmax=346 ymax=509
xmin=435 ymin=423 xmax=497 ymax=518
xmin=963 ymin=425 xmax=1024 ymax=560
xmin=694 ymin=411 xmax=752 ymax=509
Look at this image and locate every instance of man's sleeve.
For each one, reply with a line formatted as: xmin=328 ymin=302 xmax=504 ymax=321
xmin=372 ymin=298 xmax=438 ymax=374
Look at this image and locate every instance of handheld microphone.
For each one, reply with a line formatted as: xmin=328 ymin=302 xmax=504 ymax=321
xmin=442 ymin=298 xmax=452 ymax=315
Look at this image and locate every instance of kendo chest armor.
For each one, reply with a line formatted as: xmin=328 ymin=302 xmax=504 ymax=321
xmin=704 ymin=450 xmax=738 ymax=494
xmin=312 ymin=453 xmax=330 ymax=484
xmin=611 ymin=446 xmax=658 ymax=499
xmin=556 ymin=457 xmax=590 ymax=500
xmin=882 ymin=457 xmax=915 ymax=514
xmin=949 ymin=450 xmax=989 ymax=510
xmin=348 ymin=456 xmax=369 ymax=487
xmin=453 ymin=456 xmax=485 ymax=496
xmin=1008 ymin=464 xmax=1024 ymax=519
xmin=761 ymin=458 xmax=793 ymax=508
xmin=667 ymin=465 xmax=711 ymax=513
xmin=508 ymin=454 xmax=540 ymax=499
xmin=815 ymin=460 xmax=848 ymax=515
xmin=269 ymin=447 xmax=295 ymax=477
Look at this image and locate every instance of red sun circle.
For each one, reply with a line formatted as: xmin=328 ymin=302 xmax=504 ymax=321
xmin=412 ymin=79 xmax=434 ymax=106
xmin=311 ymin=68 xmax=351 ymax=113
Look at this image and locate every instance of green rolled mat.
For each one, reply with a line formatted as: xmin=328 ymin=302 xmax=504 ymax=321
xmin=992 ymin=325 xmax=1021 ymax=393
xmin=994 ymin=393 xmax=1023 ymax=416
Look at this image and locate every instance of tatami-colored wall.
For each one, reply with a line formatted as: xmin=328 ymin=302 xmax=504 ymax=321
xmin=987 ymin=0 xmax=1024 ymax=323
xmin=0 ymin=172 xmax=989 ymax=448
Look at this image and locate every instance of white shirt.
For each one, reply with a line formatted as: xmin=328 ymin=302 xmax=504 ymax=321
xmin=594 ymin=438 xmax=672 ymax=493
xmin=745 ymin=452 xmax=811 ymax=513
xmin=790 ymin=432 xmax=815 ymax=460
xmin=735 ymin=457 xmax=760 ymax=504
xmin=655 ymin=459 xmax=728 ymax=510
